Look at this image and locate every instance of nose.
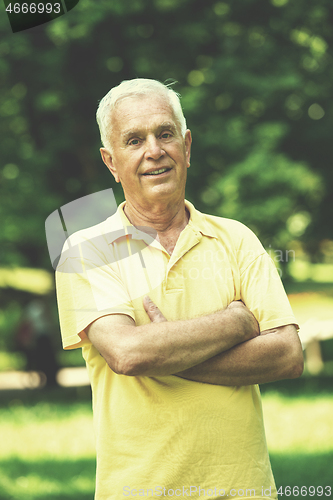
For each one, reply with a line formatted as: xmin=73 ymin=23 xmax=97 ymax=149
xmin=144 ymin=135 xmax=165 ymax=160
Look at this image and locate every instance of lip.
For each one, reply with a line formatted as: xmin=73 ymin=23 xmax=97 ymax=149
xmin=141 ymin=167 xmax=172 ymax=176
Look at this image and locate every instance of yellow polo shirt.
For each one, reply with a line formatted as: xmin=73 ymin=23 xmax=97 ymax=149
xmin=56 ymin=200 xmax=297 ymax=500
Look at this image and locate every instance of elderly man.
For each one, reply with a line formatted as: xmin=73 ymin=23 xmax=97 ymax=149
xmin=56 ymin=79 xmax=303 ymax=500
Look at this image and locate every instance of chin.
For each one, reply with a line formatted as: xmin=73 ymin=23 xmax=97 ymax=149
xmin=149 ymin=185 xmax=180 ymax=199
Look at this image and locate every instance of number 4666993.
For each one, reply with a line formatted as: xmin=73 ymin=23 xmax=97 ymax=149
xmin=6 ymin=3 xmax=61 ymax=14
xmin=277 ymin=486 xmax=331 ymax=496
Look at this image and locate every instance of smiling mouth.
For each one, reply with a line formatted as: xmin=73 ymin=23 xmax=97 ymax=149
xmin=143 ymin=167 xmax=171 ymax=176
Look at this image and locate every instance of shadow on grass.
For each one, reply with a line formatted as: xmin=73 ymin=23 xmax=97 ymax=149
xmin=0 ymin=385 xmax=92 ymax=409
xmin=285 ymin=281 xmax=333 ymax=296
xmin=0 ymin=372 xmax=331 ymax=408
xmin=0 ymin=457 xmax=95 ymax=500
xmin=271 ymin=451 xmax=333 ymax=489
xmin=261 ymin=374 xmax=333 ymax=397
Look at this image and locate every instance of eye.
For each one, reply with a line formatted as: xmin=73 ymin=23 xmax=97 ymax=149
xmin=160 ymin=132 xmax=172 ymax=139
xmin=128 ymin=138 xmax=140 ymax=146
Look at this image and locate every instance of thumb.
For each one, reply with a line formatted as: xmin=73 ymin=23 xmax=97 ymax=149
xmin=143 ymin=296 xmax=167 ymax=323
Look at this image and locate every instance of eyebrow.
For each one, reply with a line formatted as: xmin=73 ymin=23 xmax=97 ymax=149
xmin=121 ymin=122 xmax=178 ymax=142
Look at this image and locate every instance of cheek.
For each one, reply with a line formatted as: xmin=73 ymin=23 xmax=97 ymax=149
xmin=177 ymin=149 xmax=188 ymax=167
xmin=167 ymin=144 xmax=184 ymax=161
xmin=113 ymin=155 xmax=137 ymax=183
xmin=118 ymin=166 xmax=139 ymax=186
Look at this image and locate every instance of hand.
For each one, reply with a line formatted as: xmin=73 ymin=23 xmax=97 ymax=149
xmin=143 ymin=296 xmax=167 ymax=323
xmin=143 ymin=297 xmax=259 ymax=342
xmin=225 ymin=300 xmax=260 ymax=341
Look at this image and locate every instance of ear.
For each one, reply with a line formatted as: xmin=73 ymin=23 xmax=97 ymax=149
xmin=184 ymin=130 xmax=192 ymax=169
xmin=100 ymin=148 xmax=120 ymax=183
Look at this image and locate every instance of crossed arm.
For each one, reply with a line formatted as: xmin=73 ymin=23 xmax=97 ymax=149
xmin=175 ymin=324 xmax=302 ymax=386
xmin=85 ymin=296 xmax=304 ymax=386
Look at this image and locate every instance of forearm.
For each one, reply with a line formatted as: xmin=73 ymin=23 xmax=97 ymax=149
xmin=114 ymin=305 xmax=257 ymax=376
xmin=87 ymin=301 xmax=259 ymax=377
xmin=175 ymin=325 xmax=304 ymax=386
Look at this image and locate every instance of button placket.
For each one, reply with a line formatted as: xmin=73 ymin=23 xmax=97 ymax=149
xmin=165 ymin=228 xmax=202 ymax=292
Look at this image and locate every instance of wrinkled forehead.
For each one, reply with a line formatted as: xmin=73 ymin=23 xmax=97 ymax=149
xmin=113 ymin=89 xmax=171 ymax=109
xmin=110 ymin=92 xmax=180 ymax=135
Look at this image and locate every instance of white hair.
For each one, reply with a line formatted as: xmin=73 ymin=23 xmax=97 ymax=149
xmin=96 ymin=78 xmax=187 ymax=151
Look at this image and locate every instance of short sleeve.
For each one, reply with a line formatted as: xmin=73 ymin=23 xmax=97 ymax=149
xmin=55 ymin=238 xmax=135 ymax=350
xmin=240 ymin=252 xmax=298 ymax=332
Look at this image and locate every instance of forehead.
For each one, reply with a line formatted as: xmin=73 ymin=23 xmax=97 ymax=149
xmin=111 ymin=93 xmax=178 ymax=135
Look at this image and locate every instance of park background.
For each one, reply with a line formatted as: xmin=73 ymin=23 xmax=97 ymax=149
xmin=0 ymin=0 xmax=333 ymax=498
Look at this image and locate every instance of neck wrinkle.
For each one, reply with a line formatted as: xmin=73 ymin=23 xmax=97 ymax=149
xmin=123 ymin=200 xmax=189 ymax=236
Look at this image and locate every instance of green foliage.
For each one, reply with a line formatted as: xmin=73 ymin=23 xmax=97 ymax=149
xmin=207 ymin=122 xmax=324 ymax=248
xmin=0 ymin=0 xmax=332 ymax=270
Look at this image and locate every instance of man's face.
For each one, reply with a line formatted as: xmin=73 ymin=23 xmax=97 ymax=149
xmin=100 ymin=93 xmax=192 ymax=209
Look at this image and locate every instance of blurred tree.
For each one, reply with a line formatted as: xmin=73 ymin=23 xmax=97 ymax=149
xmin=0 ymin=0 xmax=332 ymax=276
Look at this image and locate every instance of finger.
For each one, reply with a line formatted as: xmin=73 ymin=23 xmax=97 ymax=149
xmin=143 ymin=296 xmax=167 ymax=323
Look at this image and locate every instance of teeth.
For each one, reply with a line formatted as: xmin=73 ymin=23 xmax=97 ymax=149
xmin=146 ymin=168 xmax=168 ymax=175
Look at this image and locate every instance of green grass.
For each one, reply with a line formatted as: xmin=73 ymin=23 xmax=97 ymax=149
xmin=0 ymin=388 xmax=95 ymax=500
xmin=0 ymin=386 xmax=332 ymax=499
xmin=262 ymin=393 xmax=333 ymax=489
xmin=0 ymin=401 xmax=95 ymax=460
xmin=0 ymin=458 xmax=95 ymax=500
xmin=263 ymin=392 xmax=333 ymax=454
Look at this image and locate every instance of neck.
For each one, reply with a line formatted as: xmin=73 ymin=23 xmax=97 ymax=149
xmin=123 ymin=198 xmax=189 ymax=253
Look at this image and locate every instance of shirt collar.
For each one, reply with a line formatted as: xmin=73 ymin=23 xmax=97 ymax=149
xmin=114 ymin=201 xmax=160 ymax=247
xmin=108 ymin=199 xmax=218 ymax=245
xmin=185 ymin=200 xmax=218 ymax=239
